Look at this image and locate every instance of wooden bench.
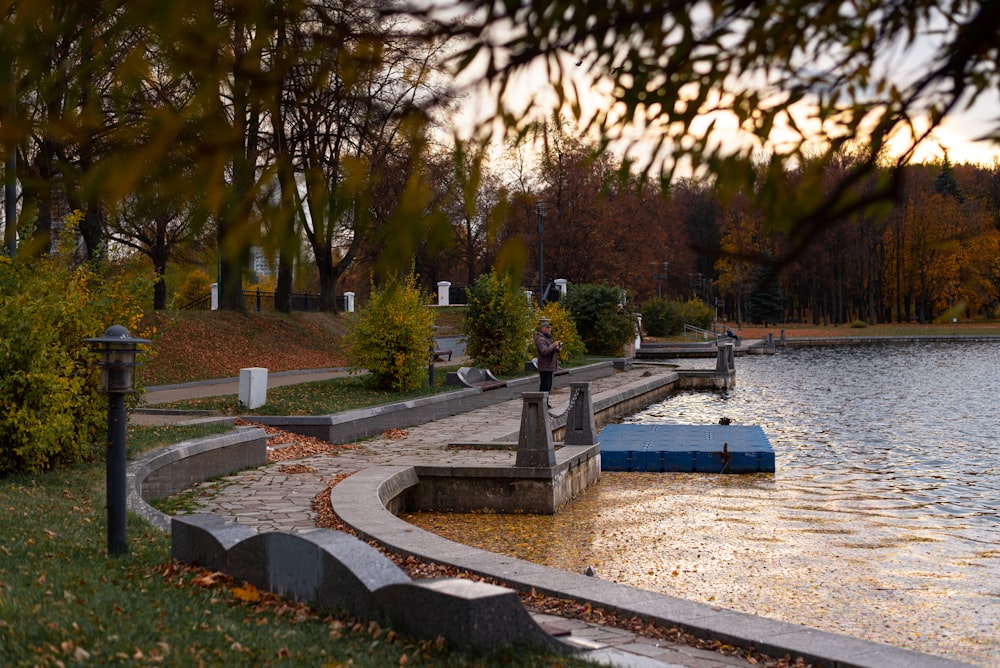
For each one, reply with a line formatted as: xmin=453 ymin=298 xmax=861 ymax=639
xmin=451 ymin=366 xmax=506 ymax=391
xmin=432 ymin=348 xmax=453 ymax=362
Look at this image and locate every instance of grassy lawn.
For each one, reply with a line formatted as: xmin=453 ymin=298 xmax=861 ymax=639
xmin=0 ymin=423 xmax=588 ymax=667
xmin=157 ymin=369 xmax=467 ymax=415
xmin=151 ymin=359 xmax=601 ymax=416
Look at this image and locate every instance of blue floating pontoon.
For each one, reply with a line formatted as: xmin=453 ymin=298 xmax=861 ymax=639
xmin=599 ymin=423 xmax=775 ymax=473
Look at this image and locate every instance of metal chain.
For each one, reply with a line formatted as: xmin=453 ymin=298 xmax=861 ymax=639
xmin=548 ymin=387 xmax=582 ymax=419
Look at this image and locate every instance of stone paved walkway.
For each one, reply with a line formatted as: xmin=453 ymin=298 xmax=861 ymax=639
xmin=148 ymin=368 xmax=764 ymax=667
xmin=139 ymin=366 xmax=970 ymax=668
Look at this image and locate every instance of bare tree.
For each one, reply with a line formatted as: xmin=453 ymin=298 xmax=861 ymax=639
xmin=278 ymin=0 xmax=454 ymax=310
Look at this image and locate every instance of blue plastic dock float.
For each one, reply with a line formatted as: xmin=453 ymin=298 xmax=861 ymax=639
xmin=599 ymin=424 xmax=775 ymax=473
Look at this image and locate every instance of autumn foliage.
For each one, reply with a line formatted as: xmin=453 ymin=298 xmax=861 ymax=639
xmin=0 ymin=213 xmax=151 ymax=473
xmin=345 ymin=274 xmax=435 ymax=392
xmin=534 ymin=302 xmax=585 ymax=363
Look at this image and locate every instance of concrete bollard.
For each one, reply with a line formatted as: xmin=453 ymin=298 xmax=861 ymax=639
xmin=715 ymin=343 xmax=728 ymax=373
xmin=436 ymin=281 xmax=451 ymax=306
xmin=563 ymin=382 xmax=597 ymax=446
xmin=716 ymin=342 xmax=735 ymax=373
xmin=516 ymin=392 xmax=555 ymax=467
xmin=239 ymin=367 xmax=268 ymax=409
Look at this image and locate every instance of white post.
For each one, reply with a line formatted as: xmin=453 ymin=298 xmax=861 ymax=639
xmin=344 ymin=291 xmax=355 ymax=313
xmin=437 ymin=281 xmax=451 ymax=306
xmin=634 ymin=313 xmax=642 ymax=350
xmin=238 ymin=367 xmax=268 ymax=409
xmin=210 ymin=283 xmax=218 ymax=311
xmin=554 ymin=278 xmax=567 ymax=296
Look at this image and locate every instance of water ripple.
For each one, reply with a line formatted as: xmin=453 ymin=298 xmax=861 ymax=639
xmin=407 ymin=343 xmax=999 ymax=664
xmin=614 ymin=342 xmax=1000 ymax=664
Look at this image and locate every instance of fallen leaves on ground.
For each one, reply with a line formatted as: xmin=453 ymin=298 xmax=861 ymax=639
xmin=140 ymin=311 xmax=350 ymax=386
xmin=234 ymin=419 xmax=364 ymax=463
xmin=277 ymin=464 xmax=317 ymax=475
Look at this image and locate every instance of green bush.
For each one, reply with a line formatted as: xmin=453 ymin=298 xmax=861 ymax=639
xmin=639 ymin=297 xmax=678 ymax=337
xmin=461 ymin=271 xmax=534 ymax=375
xmin=562 ymin=282 xmax=636 ymax=356
xmin=676 ymin=298 xmax=715 ymax=331
xmin=345 ymin=273 xmax=435 ymax=392
xmin=0 ymin=214 xmax=151 ymax=474
xmin=851 ymin=319 xmax=868 ymax=328
xmin=532 ymin=302 xmax=585 ymax=363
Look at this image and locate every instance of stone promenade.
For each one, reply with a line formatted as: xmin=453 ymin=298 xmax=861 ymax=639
xmin=140 ymin=366 xmax=972 ymax=668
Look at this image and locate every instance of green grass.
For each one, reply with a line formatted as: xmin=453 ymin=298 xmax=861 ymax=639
xmin=0 ymin=424 xmax=588 ymax=667
xmin=158 ymin=368 xmax=468 ymax=415
xmin=157 ymin=358 xmax=603 ymax=416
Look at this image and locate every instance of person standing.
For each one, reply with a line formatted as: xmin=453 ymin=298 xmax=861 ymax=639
xmin=534 ymin=317 xmax=562 ymax=397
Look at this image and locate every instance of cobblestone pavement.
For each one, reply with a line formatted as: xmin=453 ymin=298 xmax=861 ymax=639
xmin=158 ymin=369 xmax=764 ymax=667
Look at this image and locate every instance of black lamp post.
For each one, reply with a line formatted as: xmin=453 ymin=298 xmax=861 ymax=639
xmin=84 ymin=325 xmax=150 ymax=555
xmin=536 ymin=200 xmax=545 ymax=306
xmin=651 ymin=261 xmax=668 ymax=298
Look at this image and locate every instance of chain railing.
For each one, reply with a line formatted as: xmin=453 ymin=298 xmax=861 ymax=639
xmin=547 ymin=386 xmax=582 ymax=419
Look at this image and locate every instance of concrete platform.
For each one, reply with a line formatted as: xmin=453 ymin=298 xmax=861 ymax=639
xmin=600 ymin=424 xmax=775 ymax=473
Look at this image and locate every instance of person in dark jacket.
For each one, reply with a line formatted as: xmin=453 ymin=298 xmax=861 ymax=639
xmin=534 ymin=317 xmax=562 ymax=395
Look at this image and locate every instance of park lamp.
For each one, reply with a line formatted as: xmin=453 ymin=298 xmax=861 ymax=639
xmin=85 ymin=325 xmax=150 ymax=394
xmin=84 ymin=325 xmax=150 ymax=555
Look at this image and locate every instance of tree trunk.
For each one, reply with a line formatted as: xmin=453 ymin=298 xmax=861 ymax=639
xmin=275 ymin=251 xmax=293 ymax=313
xmin=218 ymin=250 xmax=247 ymax=312
xmin=317 ymin=256 xmax=341 ymax=312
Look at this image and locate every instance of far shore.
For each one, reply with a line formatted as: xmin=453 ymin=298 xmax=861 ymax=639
xmin=706 ymin=321 xmax=1000 ymax=340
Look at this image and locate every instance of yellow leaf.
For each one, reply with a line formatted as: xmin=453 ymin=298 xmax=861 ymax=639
xmin=231 ymin=583 xmax=261 ymax=603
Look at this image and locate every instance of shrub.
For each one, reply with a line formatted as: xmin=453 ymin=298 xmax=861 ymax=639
xmin=562 ymin=282 xmax=636 ymax=356
xmin=675 ymin=298 xmax=715 ymax=331
xmin=532 ymin=302 xmax=585 ymax=363
xmin=461 ymin=271 xmax=534 ymax=375
xmin=851 ymin=319 xmax=868 ymax=328
xmin=0 ymin=212 xmax=151 ymax=474
xmin=345 ymin=273 xmax=435 ymax=392
xmin=639 ymin=297 xmax=678 ymax=337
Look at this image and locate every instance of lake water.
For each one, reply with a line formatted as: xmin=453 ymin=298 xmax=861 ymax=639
xmin=405 ymin=342 xmax=1000 ymax=665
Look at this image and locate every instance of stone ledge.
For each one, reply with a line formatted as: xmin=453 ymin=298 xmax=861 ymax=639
xmin=330 ymin=465 xmax=972 ymax=668
xmin=170 ymin=514 xmax=566 ymax=653
xmin=404 ymin=447 xmax=600 ymax=514
xmin=126 ymin=427 xmax=268 ymax=531
xmin=252 ymin=361 xmax=616 ymax=444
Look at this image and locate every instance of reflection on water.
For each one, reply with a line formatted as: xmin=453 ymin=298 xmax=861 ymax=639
xmin=405 ymin=342 xmax=1000 ymax=665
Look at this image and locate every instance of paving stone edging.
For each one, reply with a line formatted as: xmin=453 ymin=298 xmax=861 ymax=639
xmin=126 ymin=425 xmax=266 ymax=532
xmin=170 ymin=513 xmax=568 ymax=653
